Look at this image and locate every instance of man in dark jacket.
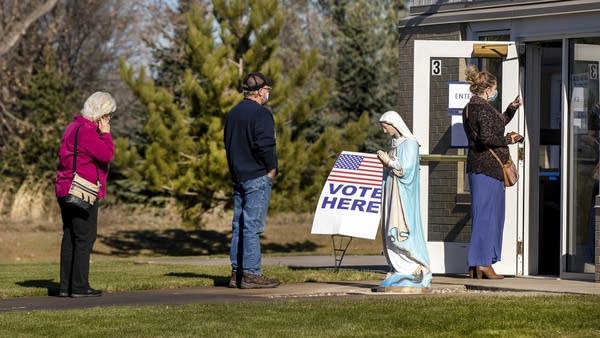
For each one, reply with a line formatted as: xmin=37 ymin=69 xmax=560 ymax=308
xmin=224 ymin=72 xmax=279 ymax=289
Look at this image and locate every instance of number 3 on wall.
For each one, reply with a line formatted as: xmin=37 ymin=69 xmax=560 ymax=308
xmin=431 ymin=59 xmax=442 ymax=76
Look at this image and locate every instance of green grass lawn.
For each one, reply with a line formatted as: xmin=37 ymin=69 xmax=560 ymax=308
xmin=1 ymin=296 xmax=600 ymax=337
xmin=3 ymin=259 xmax=600 ymax=337
xmin=0 ymin=258 xmax=382 ymax=298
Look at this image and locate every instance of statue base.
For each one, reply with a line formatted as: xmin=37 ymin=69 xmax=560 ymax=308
xmin=371 ymin=286 xmax=432 ymax=294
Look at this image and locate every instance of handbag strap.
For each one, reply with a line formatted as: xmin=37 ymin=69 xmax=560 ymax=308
xmin=71 ymin=125 xmax=82 ymax=175
xmin=71 ymin=124 xmax=100 ymax=184
xmin=487 ymin=148 xmax=504 ymax=167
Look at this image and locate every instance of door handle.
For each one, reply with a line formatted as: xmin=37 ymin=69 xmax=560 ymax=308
xmin=518 ymin=147 xmax=525 ymax=161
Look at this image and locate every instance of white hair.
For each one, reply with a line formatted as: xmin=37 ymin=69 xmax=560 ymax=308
xmin=80 ymin=92 xmax=116 ymax=121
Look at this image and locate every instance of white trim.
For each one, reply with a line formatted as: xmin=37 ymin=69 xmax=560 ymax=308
xmin=403 ymin=1 xmax=600 ymax=28
xmin=502 ymin=46 xmax=521 ymax=276
xmin=560 ymin=38 xmax=570 ymax=278
xmin=516 ymin=61 xmax=526 ymax=276
xmin=465 ymin=12 xmax=600 ymax=43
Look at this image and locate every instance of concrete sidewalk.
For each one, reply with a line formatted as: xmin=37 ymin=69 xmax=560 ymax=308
xmin=1 ymin=255 xmax=599 ymax=312
xmin=138 ymin=254 xmax=600 ymax=295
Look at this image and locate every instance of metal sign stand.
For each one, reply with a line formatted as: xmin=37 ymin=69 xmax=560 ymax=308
xmin=331 ymin=235 xmax=353 ymax=272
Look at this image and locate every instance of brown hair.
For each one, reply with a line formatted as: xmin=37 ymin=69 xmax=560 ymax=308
xmin=465 ymin=64 xmax=497 ymax=95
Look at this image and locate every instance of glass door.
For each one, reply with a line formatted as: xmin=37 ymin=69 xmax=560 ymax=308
xmin=538 ymin=41 xmax=563 ymax=276
xmin=568 ymin=38 xmax=600 ymax=275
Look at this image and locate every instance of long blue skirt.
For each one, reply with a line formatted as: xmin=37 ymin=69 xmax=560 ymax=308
xmin=468 ymin=173 xmax=505 ymax=267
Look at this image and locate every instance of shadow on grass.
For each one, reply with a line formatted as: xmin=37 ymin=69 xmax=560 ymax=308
xmin=164 ymin=272 xmax=230 ymax=287
xmin=262 ymin=240 xmax=320 ymax=253
xmin=16 ymin=279 xmax=61 ymax=296
xmin=97 ymin=228 xmax=323 ymax=257
xmin=288 ymin=265 xmax=390 ymax=273
xmin=97 ymin=229 xmax=229 ymax=257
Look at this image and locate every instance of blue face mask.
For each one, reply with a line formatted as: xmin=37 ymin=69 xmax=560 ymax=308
xmin=488 ymin=90 xmax=498 ymax=102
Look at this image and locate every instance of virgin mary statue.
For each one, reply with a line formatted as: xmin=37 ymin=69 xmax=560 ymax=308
xmin=377 ymin=111 xmax=432 ymax=291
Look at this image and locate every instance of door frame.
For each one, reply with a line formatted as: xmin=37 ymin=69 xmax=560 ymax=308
xmin=413 ymin=40 xmax=524 ymax=275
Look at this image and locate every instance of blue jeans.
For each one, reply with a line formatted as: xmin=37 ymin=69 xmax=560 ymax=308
xmin=230 ymin=175 xmax=273 ymax=275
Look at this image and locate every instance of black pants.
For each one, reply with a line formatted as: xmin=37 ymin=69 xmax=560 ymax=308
xmin=58 ymin=198 xmax=98 ymax=293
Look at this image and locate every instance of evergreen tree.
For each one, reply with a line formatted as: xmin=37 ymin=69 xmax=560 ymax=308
xmin=319 ymin=0 xmax=407 ymax=152
xmin=150 ymin=0 xmax=196 ymax=95
xmin=1 ymin=48 xmax=76 ymax=181
xmin=117 ymin=1 xmax=370 ymax=224
xmin=332 ymin=1 xmax=383 ymax=119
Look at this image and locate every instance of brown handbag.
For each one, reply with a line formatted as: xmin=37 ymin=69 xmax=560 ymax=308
xmin=488 ymin=149 xmax=518 ymax=187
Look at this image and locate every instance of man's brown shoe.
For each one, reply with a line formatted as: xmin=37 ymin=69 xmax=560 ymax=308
xmin=240 ymin=273 xmax=280 ymax=289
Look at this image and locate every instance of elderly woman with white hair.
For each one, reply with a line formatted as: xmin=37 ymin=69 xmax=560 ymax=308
xmin=376 ymin=110 xmax=432 ymax=291
xmin=54 ymin=91 xmax=116 ymax=297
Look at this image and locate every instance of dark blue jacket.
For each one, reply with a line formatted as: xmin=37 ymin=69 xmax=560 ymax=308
xmin=224 ymin=99 xmax=278 ymax=183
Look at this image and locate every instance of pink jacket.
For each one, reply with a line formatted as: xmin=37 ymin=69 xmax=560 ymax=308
xmin=55 ymin=115 xmax=114 ymax=199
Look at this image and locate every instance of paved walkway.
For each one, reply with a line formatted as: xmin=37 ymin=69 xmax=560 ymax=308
xmin=2 ymin=255 xmax=599 ymax=312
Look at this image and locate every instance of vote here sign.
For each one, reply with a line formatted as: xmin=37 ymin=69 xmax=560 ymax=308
xmin=311 ymin=151 xmax=383 ymax=240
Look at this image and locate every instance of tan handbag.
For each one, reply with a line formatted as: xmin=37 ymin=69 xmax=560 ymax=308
xmin=67 ymin=173 xmax=100 ymax=206
xmin=488 ymin=149 xmax=518 ymax=187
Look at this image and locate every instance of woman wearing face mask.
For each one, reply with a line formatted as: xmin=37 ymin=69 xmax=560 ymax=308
xmin=462 ymin=65 xmax=522 ymax=279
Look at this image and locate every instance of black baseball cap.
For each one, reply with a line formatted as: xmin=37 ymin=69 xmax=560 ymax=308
xmin=242 ymin=72 xmax=273 ymax=91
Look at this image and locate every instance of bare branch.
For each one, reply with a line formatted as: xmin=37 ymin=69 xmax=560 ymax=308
xmin=0 ymin=0 xmax=58 ymax=57
xmin=0 ymin=100 xmax=30 ymax=129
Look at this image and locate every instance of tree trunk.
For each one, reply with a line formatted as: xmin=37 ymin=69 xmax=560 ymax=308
xmin=0 ymin=0 xmax=58 ymax=57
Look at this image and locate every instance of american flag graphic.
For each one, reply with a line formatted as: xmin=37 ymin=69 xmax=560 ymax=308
xmin=327 ymin=153 xmax=383 ymax=187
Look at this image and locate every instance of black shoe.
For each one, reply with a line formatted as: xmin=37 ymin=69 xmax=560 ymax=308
xmin=240 ymin=273 xmax=280 ymax=289
xmin=70 ymin=288 xmax=102 ymax=298
xmin=58 ymin=290 xmax=70 ymax=297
